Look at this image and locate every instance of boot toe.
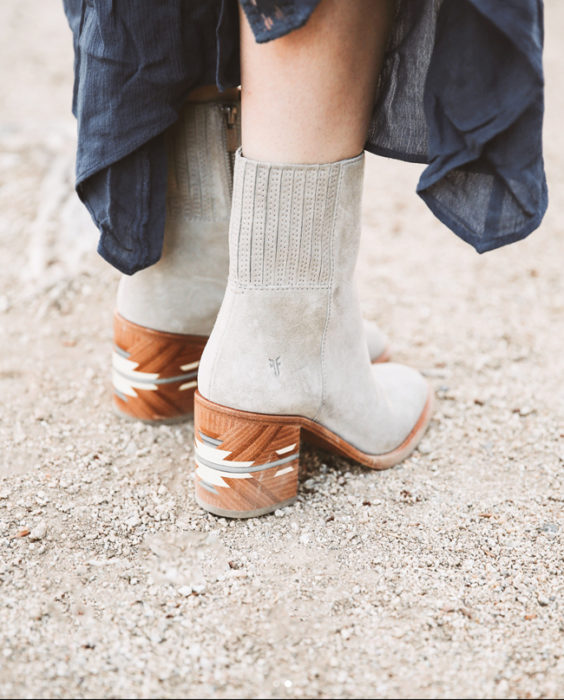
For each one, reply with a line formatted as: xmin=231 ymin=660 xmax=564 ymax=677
xmin=370 ymin=362 xmax=432 ymax=452
xmin=364 ymin=319 xmax=391 ymax=363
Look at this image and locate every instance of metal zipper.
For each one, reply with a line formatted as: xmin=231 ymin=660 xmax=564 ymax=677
xmin=221 ymin=104 xmax=238 ymax=153
xmin=221 ymin=104 xmax=239 ymax=185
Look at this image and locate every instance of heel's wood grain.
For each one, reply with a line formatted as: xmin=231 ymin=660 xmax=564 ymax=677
xmin=194 ymin=392 xmax=300 ymax=518
xmin=113 ymin=312 xmax=207 ymax=423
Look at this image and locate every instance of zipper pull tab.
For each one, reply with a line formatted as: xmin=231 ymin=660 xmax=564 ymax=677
xmin=222 ymin=104 xmax=239 ymax=154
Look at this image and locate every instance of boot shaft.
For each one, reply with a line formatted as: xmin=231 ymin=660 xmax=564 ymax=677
xmin=198 ymin=150 xmax=367 ymax=418
xmin=166 ymin=100 xmax=241 ymax=228
xmin=117 ymin=99 xmax=241 ymax=335
xmin=228 ymin=150 xmax=364 ymax=290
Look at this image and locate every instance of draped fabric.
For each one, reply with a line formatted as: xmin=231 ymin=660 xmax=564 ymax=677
xmin=63 ymin=0 xmax=546 ymax=275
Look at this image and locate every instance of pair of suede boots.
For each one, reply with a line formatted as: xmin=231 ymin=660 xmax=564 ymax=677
xmin=112 ymin=99 xmax=433 ymax=518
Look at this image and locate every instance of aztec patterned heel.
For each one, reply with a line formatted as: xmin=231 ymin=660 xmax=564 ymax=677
xmin=112 ymin=312 xmax=207 ymax=423
xmin=193 ymin=391 xmax=301 ymax=518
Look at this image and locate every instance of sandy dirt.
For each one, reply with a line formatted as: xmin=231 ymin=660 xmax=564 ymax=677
xmin=0 ymin=1 xmax=563 ymax=698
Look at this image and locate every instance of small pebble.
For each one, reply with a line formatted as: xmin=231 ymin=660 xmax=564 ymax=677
xmin=418 ymin=441 xmax=432 ymax=455
xmin=518 ymin=406 xmax=535 ymax=417
xmin=29 ymin=522 xmax=47 ymax=541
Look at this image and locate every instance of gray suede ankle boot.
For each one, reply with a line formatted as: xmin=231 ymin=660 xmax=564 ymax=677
xmin=113 ymin=99 xmax=240 ymax=422
xmin=194 ymin=150 xmax=433 ymax=518
xmin=112 ymin=101 xmax=390 ymax=423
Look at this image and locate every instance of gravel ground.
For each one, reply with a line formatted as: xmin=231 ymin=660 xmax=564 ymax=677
xmin=1 ymin=2 xmax=563 ymax=698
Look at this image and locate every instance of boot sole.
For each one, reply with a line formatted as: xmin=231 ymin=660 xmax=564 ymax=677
xmin=112 ymin=312 xmax=391 ymax=423
xmin=193 ymin=386 xmax=434 ymax=519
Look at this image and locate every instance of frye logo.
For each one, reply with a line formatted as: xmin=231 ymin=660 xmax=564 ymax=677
xmin=269 ymin=356 xmax=281 ymax=377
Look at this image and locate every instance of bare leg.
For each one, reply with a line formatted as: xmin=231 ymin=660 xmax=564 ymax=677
xmin=240 ymin=0 xmax=395 ymax=163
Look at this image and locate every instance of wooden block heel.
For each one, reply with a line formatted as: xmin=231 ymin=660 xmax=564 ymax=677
xmin=112 ymin=312 xmax=208 ymax=423
xmin=193 ymin=393 xmax=301 ymax=518
xmin=193 ymin=386 xmax=434 ymax=518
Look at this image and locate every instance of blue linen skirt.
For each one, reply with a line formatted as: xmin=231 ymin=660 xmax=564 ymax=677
xmin=63 ymin=0 xmax=547 ymax=275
